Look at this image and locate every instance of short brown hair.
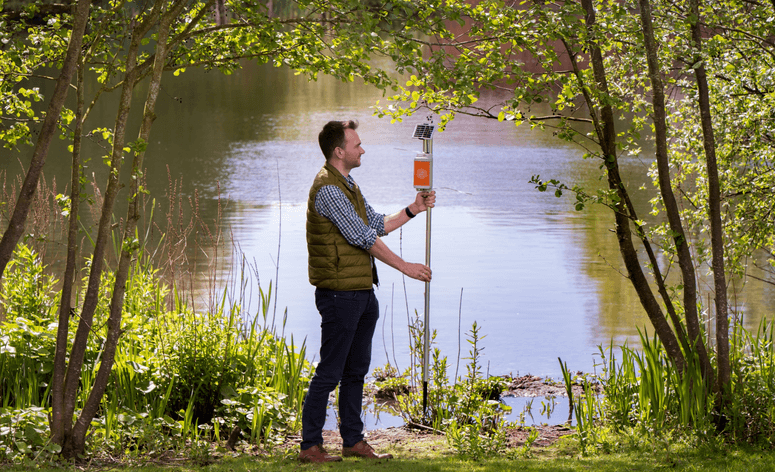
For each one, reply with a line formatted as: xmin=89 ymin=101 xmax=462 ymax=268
xmin=318 ymin=120 xmax=358 ymax=161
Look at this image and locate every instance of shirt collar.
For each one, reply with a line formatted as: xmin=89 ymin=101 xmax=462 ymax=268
xmin=323 ymin=161 xmax=356 ymax=190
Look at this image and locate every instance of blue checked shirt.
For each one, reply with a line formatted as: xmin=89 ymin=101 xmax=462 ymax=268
xmin=314 ymin=175 xmax=386 ymax=250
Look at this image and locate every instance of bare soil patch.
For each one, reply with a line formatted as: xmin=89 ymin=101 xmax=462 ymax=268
xmin=282 ymin=423 xmax=574 ymax=456
xmin=282 ymin=374 xmax=590 ymax=454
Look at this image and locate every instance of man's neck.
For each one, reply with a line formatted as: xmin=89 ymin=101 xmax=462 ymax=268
xmin=327 ymin=159 xmax=350 ymax=178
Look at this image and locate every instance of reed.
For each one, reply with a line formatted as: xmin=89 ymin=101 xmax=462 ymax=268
xmin=567 ymin=320 xmax=775 ymax=451
xmin=591 ymin=332 xmax=702 ymax=438
xmin=725 ymin=318 xmax=775 ymax=442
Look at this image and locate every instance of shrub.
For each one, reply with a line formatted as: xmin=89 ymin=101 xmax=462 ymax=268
xmin=0 ymin=246 xmax=313 ymax=461
xmin=156 ymin=311 xmax=241 ymax=425
xmin=373 ymin=364 xmax=410 ymax=399
xmin=0 ymin=245 xmax=58 ymax=410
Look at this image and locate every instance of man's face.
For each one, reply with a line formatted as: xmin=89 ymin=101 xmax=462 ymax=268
xmin=338 ymin=128 xmax=365 ymax=171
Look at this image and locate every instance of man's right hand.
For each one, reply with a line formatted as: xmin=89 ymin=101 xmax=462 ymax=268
xmin=368 ymin=238 xmax=432 ymax=283
xmin=402 ymin=262 xmax=432 ymax=283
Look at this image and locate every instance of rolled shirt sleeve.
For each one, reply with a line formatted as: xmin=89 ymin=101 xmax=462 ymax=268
xmin=314 ymin=183 xmax=386 ymax=250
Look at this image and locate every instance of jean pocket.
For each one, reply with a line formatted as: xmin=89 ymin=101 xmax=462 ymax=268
xmin=332 ymin=291 xmax=360 ymax=301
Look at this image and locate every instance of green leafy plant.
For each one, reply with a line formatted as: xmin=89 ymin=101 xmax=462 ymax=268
xmin=0 ymin=407 xmax=60 ymax=465
xmin=373 ymin=364 xmax=410 ymax=399
xmin=0 ymin=245 xmax=313 ymax=461
xmin=563 ymin=321 xmax=775 ymax=452
xmin=383 ymin=315 xmax=511 ymax=457
xmin=0 ymin=246 xmax=59 ymax=411
xmin=156 ymin=310 xmax=241 ymax=425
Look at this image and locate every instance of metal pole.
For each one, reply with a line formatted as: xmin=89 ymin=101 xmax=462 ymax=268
xmin=422 ymin=137 xmax=432 ymax=416
xmin=422 ymin=206 xmax=431 ymax=415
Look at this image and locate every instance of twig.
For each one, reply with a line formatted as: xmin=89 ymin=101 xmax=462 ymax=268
xmin=382 ymin=293 xmax=389 ymax=365
xmin=405 ymin=421 xmax=445 ymax=434
xmin=454 ymin=288 xmax=463 ymax=387
xmin=391 ymin=284 xmax=399 ymax=371
xmin=272 ymin=158 xmax=281 ymax=327
xmin=745 ymin=272 xmax=775 ymax=287
xmin=400 ymin=227 xmax=415 ymax=388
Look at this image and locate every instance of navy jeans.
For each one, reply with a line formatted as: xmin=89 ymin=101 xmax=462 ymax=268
xmin=301 ymin=288 xmax=379 ymax=450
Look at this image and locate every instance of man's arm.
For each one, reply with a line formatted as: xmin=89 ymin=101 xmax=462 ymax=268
xmin=383 ymin=190 xmax=436 ymax=235
xmin=316 ymin=186 xmax=380 ymax=249
xmin=316 ymin=185 xmax=434 ymax=282
xmin=368 ymin=237 xmax=431 ymax=283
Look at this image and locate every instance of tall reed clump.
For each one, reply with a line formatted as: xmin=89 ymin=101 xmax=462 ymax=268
xmin=561 ymin=322 xmax=775 ymax=454
xmin=374 ymin=315 xmax=511 ymax=459
xmin=0 ymin=245 xmax=313 ymax=464
xmin=726 ymin=319 xmax=775 ymax=444
xmin=0 ymin=171 xmax=70 ymax=271
xmin=560 ymin=330 xmax=715 ymax=455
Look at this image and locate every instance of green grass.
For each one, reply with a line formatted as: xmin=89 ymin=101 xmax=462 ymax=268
xmin=5 ymin=442 xmax=775 ymax=472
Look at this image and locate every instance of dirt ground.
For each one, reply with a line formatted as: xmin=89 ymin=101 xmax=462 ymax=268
xmin=282 ymin=374 xmax=591 ymax=454
xmin=280 ymin=422 xmax=574 ymax=456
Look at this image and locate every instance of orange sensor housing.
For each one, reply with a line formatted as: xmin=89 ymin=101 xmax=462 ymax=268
xmin=414 ymin=153 xmax=432 ymax=190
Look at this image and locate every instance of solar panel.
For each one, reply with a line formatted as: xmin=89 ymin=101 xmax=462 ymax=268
xmin=412 ymin=123 xmax=435 ymax=140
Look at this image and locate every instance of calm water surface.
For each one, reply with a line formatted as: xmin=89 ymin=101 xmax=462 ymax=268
xmin=3 ymin=61 xmax=774 ymax=380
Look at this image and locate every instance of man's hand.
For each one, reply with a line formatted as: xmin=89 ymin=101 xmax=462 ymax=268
xmin=410 ymin=190 xmax=436 ymax=214
xmin=402 ymin=262 xmax=432 ymax=283
xmin=368 ymin=239 xmax=432 ymax=283
xmin=384 ymin=190 xmax=437 ymax=235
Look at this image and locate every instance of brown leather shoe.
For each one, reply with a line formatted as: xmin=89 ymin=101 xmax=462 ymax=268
xmin=299 ymin=444 xmax=343 ymax=463
xmin=342 ymin=440 xmax=393 ymax=460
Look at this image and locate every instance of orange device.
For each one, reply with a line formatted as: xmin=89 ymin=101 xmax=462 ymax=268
xmin=414 ymin=152 xmax=432 ymax=190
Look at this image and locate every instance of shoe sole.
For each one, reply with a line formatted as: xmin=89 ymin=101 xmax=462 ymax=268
xmin=299 ymin=456 xmax=343 ymax=463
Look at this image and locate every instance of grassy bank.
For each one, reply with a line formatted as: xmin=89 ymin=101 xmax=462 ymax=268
xmin=5 ymin=243 xmax=775 ymax=469
xmin=3 ymin=434 xmax=775 ymax=471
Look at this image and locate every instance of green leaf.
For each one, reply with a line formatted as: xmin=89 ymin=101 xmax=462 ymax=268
xmin=15 ymin=441 xmax=30 ymax=454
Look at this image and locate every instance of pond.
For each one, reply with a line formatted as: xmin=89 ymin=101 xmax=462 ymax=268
xmin=2 ymin=60 xmax=773 ymax=385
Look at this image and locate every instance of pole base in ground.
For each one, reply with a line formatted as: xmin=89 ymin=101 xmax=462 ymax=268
xmin=422 ymin=381 xmax=428 ymax=416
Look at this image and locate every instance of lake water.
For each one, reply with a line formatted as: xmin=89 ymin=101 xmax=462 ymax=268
xmin=3 ymin=61 xmax=774 ymax=386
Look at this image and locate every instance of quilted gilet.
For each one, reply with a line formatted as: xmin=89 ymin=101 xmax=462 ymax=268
xmin=307 ymin=163 xmax=376 ymax=290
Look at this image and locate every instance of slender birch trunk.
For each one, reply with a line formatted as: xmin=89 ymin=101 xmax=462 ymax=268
xmin=637 ymin=0 xmax=714 ymax=382
xmin=688 ymin=0 xmax=730 ymax=397
xmin=58 ymin=2 xmax=166 ymax=457
xmin=577 ymin=0 xmax=687 ymax=372
xmin=50 ymin=60 xmax=86 ymax=446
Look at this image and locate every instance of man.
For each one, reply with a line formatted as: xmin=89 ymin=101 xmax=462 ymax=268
xmin=300 ymin=120 xmax=435 ymax=463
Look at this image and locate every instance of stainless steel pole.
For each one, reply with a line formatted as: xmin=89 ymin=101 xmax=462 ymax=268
xmin=422 ymin=137 xmax=432 ymax=416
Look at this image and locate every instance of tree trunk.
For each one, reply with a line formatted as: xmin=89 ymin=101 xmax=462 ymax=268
xmin=50 ymin=60 xmax=85 ymax=447
xmin=689 ymin=0 xmax=730 ymax=397
xmin=68 ymin=1 xmax=186 ymax=453
xmin=215 ymin=0 xmax=226 ymax=24
xmin=637 ymin=0 xmax=714 ymax=382
xmin=577 ymin=0 xmax=686 ymax=372
xmin=58 ymin=41 xmax=140 ymax=460
xmin=57 ymin=2 xmax=168 ymax=457
xmin=0 ymin=0 xmax=90 ymax=281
